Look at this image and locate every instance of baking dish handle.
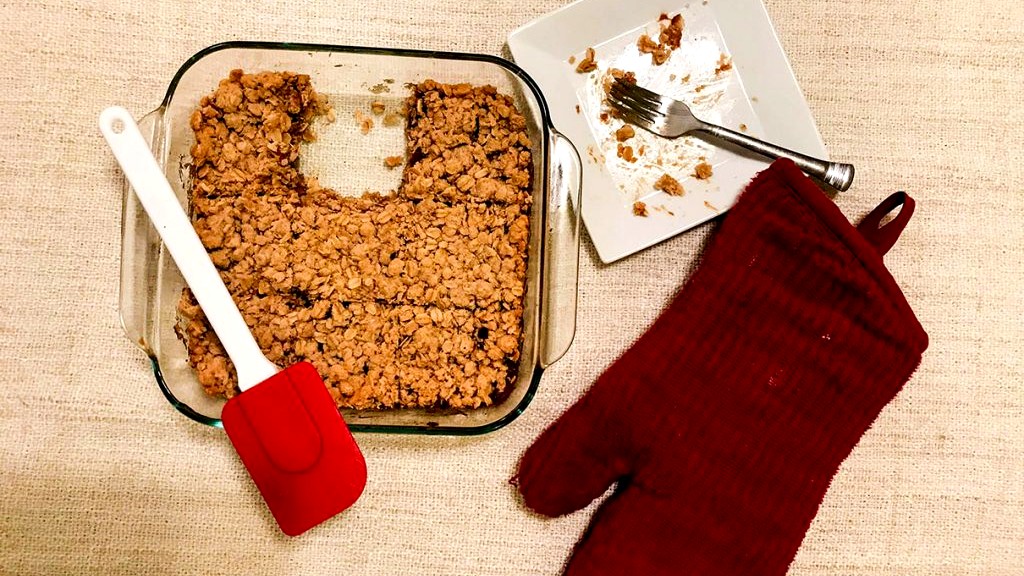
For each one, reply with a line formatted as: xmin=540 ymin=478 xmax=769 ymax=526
xmin=117 ymin=108 xmax=166 ymax=354
xmin=540 ymin=129 xmax=582 ymax=368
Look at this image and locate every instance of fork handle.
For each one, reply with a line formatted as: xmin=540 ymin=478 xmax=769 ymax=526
xmin=699 ymin=124 xmax=854 ymax=191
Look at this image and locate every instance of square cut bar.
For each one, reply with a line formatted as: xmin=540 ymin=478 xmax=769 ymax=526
xmin=178 ymin=295 xmax=523 ymax=409
xmin=190 ymin=193 xmax=528 ymax=311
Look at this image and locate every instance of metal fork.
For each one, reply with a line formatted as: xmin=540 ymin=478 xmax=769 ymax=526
xmin=608 ymin=80 xmax=854 ymax=191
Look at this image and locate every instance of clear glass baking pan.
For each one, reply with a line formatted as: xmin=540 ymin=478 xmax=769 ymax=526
xmin=119 ymin=41 xmax=582 ymax=434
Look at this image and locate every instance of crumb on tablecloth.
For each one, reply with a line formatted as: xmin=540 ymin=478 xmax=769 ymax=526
xmin=354 ymin=109 xmax=374 ymax=134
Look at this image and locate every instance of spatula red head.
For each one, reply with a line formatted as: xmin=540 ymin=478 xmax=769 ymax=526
xmin=222 ymin=362 xmax=366 ymax=537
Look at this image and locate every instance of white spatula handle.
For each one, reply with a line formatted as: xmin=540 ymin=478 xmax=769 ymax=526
xmin=100 ymin=106 xmax=277 ymax=391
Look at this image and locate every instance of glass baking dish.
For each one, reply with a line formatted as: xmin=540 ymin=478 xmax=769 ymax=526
xmin=119 ymin=41 xmax=582 ymax=435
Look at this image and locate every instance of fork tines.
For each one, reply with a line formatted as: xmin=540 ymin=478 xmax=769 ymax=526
xmin=610 ymin=79 xmax=661 ymax=105
xmin=608 ymin=79 xmax=662 ymax=126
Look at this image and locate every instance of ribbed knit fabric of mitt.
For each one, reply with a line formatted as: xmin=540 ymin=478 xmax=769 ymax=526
xmin=514 ymin=159 xmax=929 ymax=575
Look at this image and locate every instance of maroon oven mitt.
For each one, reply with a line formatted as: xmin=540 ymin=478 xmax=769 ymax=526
xmin=514 ymin=159 xmax=929 ymax=575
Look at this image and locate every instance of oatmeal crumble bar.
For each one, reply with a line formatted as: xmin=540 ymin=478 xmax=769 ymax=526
xmin=189 ymin=194 xmax=528 ymax=310
xmin=178 ymin=70 xmax=533 ymax=410
xmin=180 ymin=293 xmax=522 ymax=409
xmin=400 ymin=81 xmax=533 ymax=206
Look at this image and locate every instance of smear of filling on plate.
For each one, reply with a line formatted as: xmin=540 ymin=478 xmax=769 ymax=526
xmin=177 ymin=70 xmax=532 ymax=411
xmin=574 ymin=12 xmax=735 ymax=211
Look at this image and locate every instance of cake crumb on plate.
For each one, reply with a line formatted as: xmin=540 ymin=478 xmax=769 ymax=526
xmin=694 ymin=161 xmax=713 ymax=179
xmin=654 ymin=173 xmax=685 ymax=196
xmin=576 ymin=47 xmax=597 ymax=73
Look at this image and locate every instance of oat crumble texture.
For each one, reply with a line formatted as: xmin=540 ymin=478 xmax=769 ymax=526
xmin=654 ymin=173 xmax=685 ymax=196
xmin=617 ymin=144 xmax=637 ymax=163
xmin=178 ymin=70 xmax=533 ymax=411
xmin=694 ymin=161 xmax=714 ymax=180
xmin=715 ymin=53 xmax=733 ymax=75
xmin=576 ymin=47 xmax=597 ymax=73
xmin=637 ymin=13 xmax=684 ymax=65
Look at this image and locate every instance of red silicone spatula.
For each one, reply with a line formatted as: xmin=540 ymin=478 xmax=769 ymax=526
xmin=100 ymin=106 xmax=366 ymax=536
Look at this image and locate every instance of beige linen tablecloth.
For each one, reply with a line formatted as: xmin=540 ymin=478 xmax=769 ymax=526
xmin=1 ymin=0 xmax=1021 ymax=574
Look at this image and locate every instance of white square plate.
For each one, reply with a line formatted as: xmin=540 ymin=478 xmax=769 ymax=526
xmin=509 ymin=0 xmax=828 ymax=262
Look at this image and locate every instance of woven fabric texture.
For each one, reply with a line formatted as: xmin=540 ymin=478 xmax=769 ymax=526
xmin=0 ymin=0 xmax=1021 ymax=575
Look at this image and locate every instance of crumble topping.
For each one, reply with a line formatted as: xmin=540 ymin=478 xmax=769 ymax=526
xmin=615 ymin=125 xmax=635 ymax=142
xmin=654 ymin=173 xmax=685 ymax=196
xmin=617 ymin=144 xmax=637 ymax=163
xmin=576 ymin=47 xmax=597 ymax=73
xmin=178 ymin=70 xmax=532 ymax=410
xmin=694 ymin=161 xmax=713 ymax=180
xmin=636 ymin=13 xmax=684 ymax=65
